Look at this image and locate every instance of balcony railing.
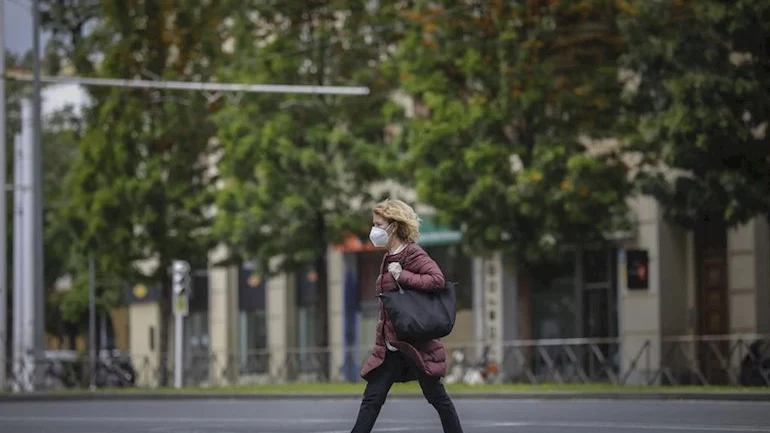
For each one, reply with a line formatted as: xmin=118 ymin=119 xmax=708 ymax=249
xmin=3 ymin=334 xmax=768 ymax=392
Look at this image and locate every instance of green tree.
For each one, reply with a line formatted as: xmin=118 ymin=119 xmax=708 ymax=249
xmin=43 ymin=106 xmax=81 ymax=287
xmin=41 ymin=0 xmax=101 ymax=76
xmin=395 ymin=0 xmax=633 ymax=263
xmin=215 ymin=1 xmax=404 ymax=348
xmin=618 ymin=0 xmax=770 ymax=227
xmin=43 ymin=0 xmax=232 ymax=383
xmin=42 ymin=106 xmax=97 ymax=348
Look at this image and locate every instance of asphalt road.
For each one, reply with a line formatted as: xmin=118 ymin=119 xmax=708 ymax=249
xmin=0 ymin=397 xmax=768 ymax=433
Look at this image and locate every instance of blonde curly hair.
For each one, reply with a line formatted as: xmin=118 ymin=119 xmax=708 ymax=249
xmin=373 ymin=199 xmax=421 ymax=244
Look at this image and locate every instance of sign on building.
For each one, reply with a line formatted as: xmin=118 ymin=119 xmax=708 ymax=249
xmin=482 ymin=253 xmax=504 ymax=366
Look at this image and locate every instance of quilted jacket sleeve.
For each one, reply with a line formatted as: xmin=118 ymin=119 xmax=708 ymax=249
xmin=397 ymin=245 xmax=445 ymax=292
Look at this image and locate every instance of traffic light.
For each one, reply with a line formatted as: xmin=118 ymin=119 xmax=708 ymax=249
xmin=626 ymin=249 xmax=649 ymax=290
xmin=172 ymin=260 xmax=191 ymax=295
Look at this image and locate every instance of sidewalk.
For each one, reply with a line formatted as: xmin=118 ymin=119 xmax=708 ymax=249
xmin=2 ymin=383 xmax=769 ymax=402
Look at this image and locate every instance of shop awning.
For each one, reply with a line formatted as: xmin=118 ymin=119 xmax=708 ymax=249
xmin=417 ymin=215 xmax=462 ymax=246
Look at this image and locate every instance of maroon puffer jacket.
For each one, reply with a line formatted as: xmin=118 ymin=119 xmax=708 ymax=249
xmin=360 ymin=243 xmax=447 ymax=382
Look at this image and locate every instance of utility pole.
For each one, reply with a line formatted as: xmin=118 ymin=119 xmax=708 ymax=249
xmin=11 ymin=134 xmax=23 ymax=392
xmin=88 ymin=255 xmax=96 ymax=390
xmin=0 ymin=0 xmax=7 ymax=392
xmin=31 ymin=0 xmax=45 ymax=378
xmin=171 ymin=260 xmax=190 ymax=389
xmin=14 ymin=99 xmax=35 ymax=392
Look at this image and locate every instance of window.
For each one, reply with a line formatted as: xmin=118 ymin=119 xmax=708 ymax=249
xmin=582 ymin=249 xmax=610 ymax=285
xmin=530 ymin=251 xmax=577 ymax=340
xmin=238 ymin=261 xmax=269 ymax=375
xmin=184 ymin=312 xmax=210 ymax=385
xmin=296 ymin=265 xmax=319 ymax=307
xmin=239 ymin=310 xmax=268 ymax=375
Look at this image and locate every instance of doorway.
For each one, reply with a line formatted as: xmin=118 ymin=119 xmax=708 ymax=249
xmin=296 ymin=266 xmax=320 ymax=377
xmin=580 ymin=248 xmax=617 ymax=379
xmin=695 ymin=221 xmax=730 ymax=384
xmin=528 ymin=247 xmax=618 ymax=380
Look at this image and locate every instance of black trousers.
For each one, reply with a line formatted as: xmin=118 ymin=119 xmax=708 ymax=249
xmin=351 ymin=350 xmax=464 ymax=433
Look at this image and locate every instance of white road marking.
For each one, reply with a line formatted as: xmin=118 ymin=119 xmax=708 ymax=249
xmin=0 ymin=415 xmax=352 ymax=424
xmin=463 ymin=398 xmax=770 ymax=406
xmin=476 ymin=421 xmax=770 ymax=432
xmin=314 ymin=427 xmax=437 ymax=433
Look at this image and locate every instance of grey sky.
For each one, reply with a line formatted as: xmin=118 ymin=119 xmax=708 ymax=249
xmin=3 ymin=0 xmax=51 ymax=55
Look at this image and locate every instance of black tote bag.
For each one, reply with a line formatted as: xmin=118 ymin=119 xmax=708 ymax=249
xmin=378 ymin=277 xmax=457 ymax=342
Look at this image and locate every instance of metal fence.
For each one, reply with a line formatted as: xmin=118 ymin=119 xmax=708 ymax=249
xmin=3 ymin=334 xmax=769 ymax=392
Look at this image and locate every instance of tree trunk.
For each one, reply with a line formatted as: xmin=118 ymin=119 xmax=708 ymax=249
xmin=315 ymin=252 xmax=329 ymax=348
xmin=66 ymin=326 xmax=77 ymax=351
xmin=157 ymin=283 xmax=171 ymax=387
xmin=517 ymin=269 xmax=534 ymax=375
xmin=314 ymin=251 xmax=329 ymax=380
xmin=315 ymin=212 xmax=330 ymax=378
xmin=95 ymin=312 xmax=102 ymax=356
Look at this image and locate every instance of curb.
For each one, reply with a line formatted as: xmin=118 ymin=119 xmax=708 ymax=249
xmin=1 ymin=391 xmax=769 ymax=402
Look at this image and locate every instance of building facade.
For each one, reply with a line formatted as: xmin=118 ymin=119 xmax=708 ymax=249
xmin=124 ymin=197 xmax=770 ymax=386
xmin=616 ymin=197 xmax=770 ymax=384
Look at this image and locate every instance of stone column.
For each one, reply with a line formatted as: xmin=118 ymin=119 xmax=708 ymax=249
xmin=618 ymin=196 xmax=661 ymax=385
xmin=267 ymin=258 xmax=294 ymax=381
xmin=727 ymin=217 xmax=770 ymax=372
xmin=128 ymin=301 xmax=160 ymax=388
xmin=727 ymin=218 xmax=770 ymax=334
xmin=208 ymin=245 xmax=235 ymax=385
xmin=327 ymin=246 xmax=345 ymax=382
xmin=481 ymin=252 xmax=504 ymax=367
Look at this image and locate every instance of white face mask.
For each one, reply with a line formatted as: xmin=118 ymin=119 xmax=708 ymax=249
xmin=369 ymin=224 xmax=391 ymax=247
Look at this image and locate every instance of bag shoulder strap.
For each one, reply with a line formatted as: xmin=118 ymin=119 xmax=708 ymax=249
xmin=394 ymin=277 xmax=405 ymax=294
xmin=394 ymin=248 xmax=406 ymax=294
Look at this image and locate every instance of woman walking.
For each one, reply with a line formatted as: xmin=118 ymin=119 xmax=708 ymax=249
xmin=350 ymin=199 xmax=464 ymax=433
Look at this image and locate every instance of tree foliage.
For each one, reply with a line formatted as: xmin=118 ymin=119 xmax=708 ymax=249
xmin=43 ymin=0 xmax=232 ymax=380
xmin=215 ymin=1 xmax=404 ymax=269
xmin=214 ymin=0 xmax=404 ymax=346
xmin=395 ymin=0 xmax=633 ymax=263
xmin=42 ymin=107 xmax=81 ymax=289
xmin=619 ymin=0 xmax=770 ymax=227
xmin=40 ymin=106 xmax=113 ymax=338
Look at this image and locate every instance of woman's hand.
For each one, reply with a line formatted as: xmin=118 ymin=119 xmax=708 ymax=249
xmin=387 ymin=262 xmax=402 ymax=281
